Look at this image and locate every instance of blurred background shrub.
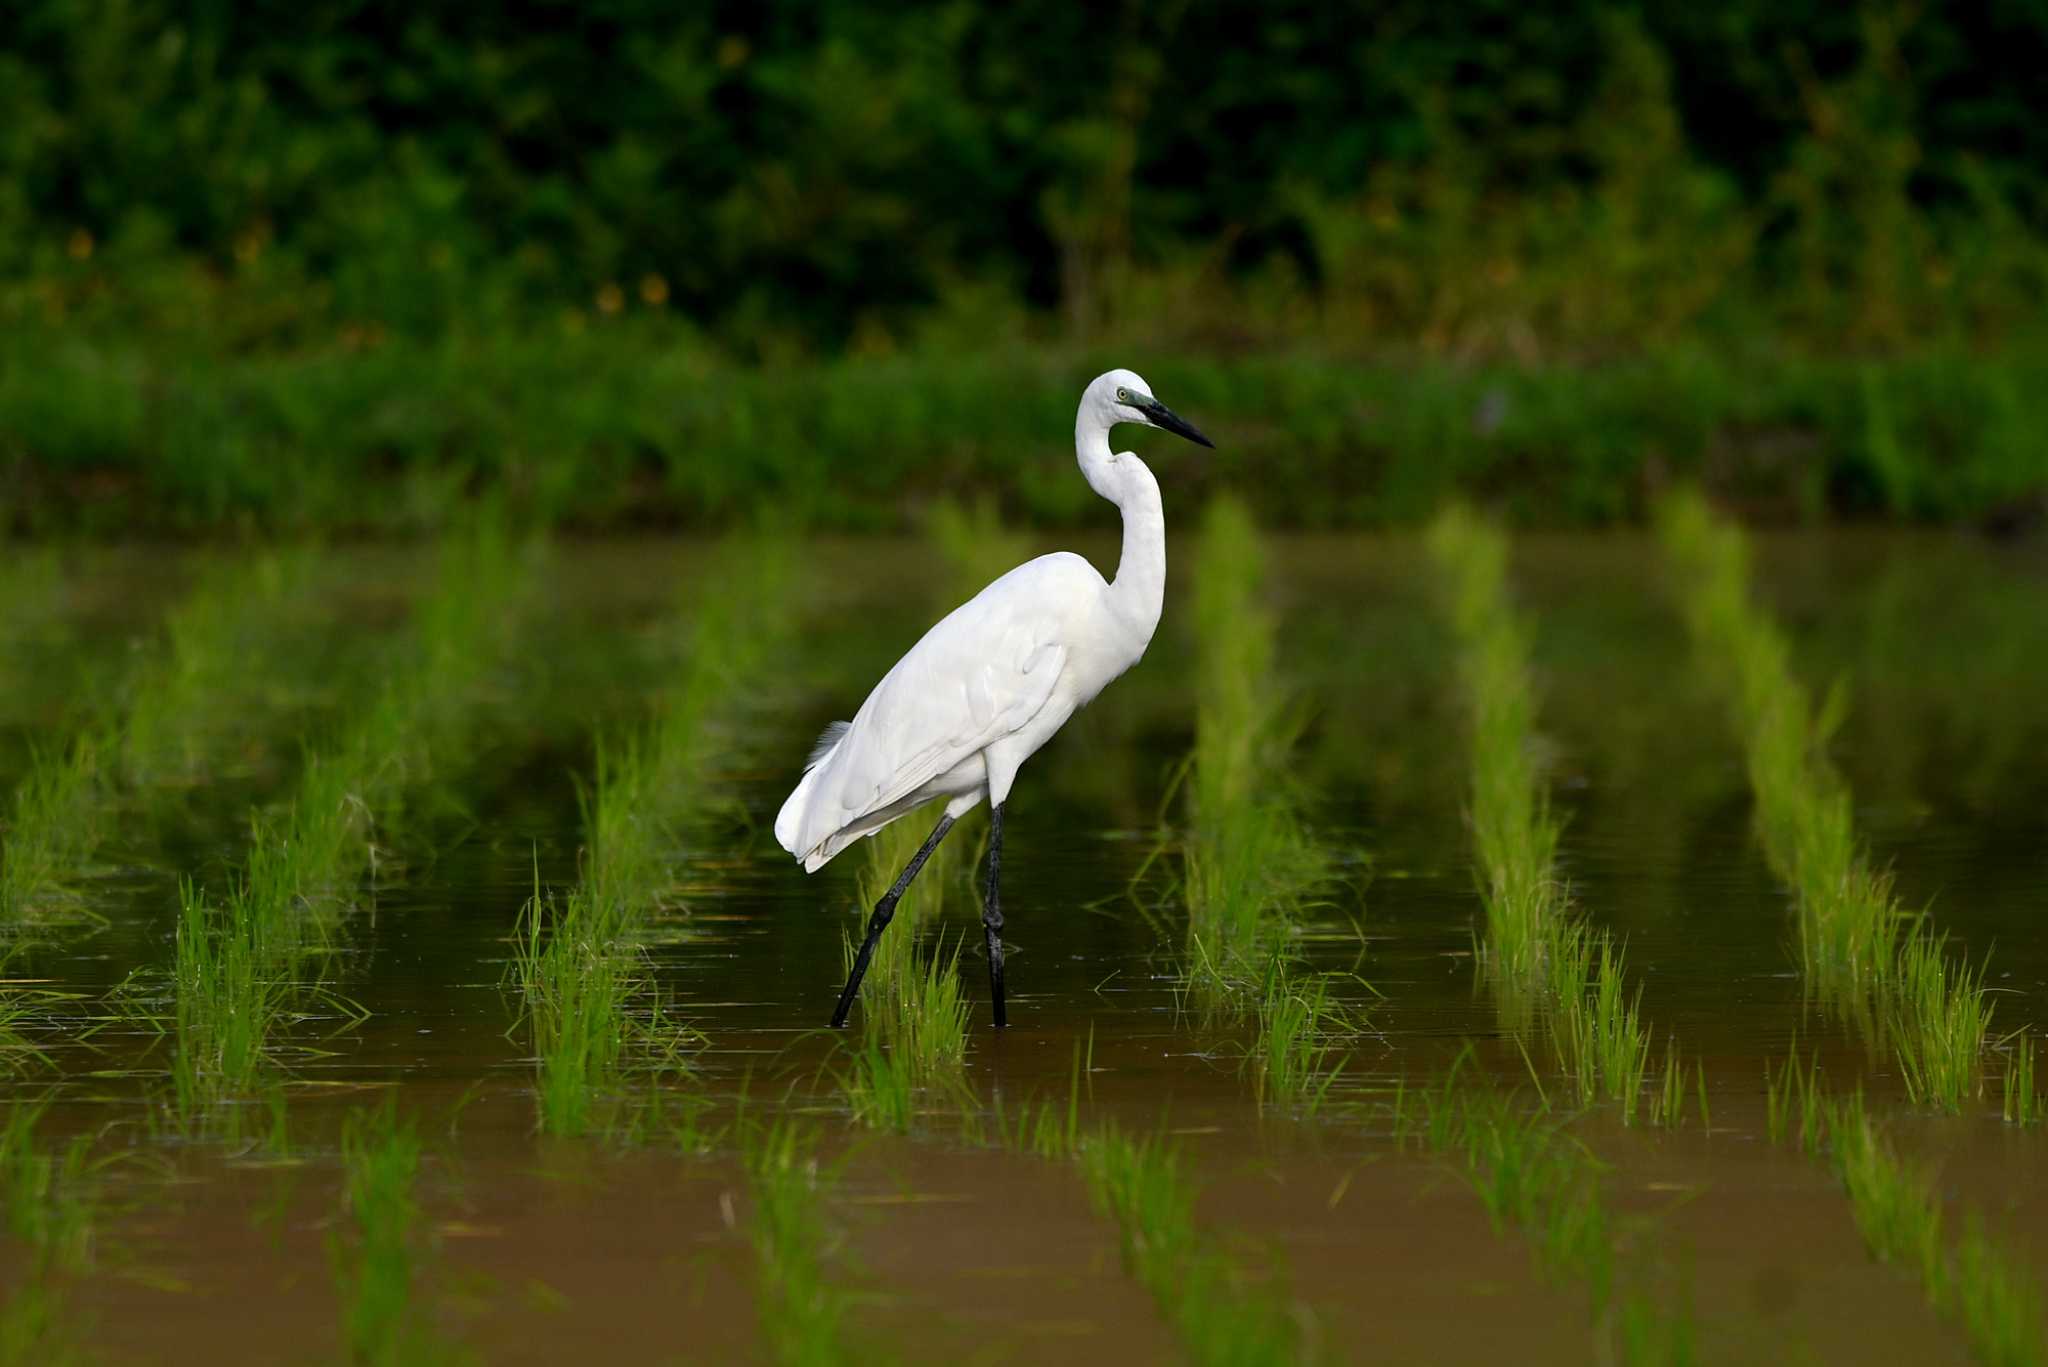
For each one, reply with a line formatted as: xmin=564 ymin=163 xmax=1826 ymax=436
xmin=2 ymin=1 xmax=2044 ymax=531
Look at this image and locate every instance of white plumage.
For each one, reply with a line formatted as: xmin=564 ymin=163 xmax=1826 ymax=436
xmin=775 ymin=369 xmax=1211 ymax=872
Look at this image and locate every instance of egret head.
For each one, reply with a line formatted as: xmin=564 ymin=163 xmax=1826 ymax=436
xmin=1088 ymin=369 xmax=1214 ymax=449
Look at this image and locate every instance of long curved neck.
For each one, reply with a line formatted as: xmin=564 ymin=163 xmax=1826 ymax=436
xmin=1077 ymin=416 xmax=1165 ymax=642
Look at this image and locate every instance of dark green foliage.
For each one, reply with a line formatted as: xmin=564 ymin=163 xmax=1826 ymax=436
xmin=1 ymin=6 xmax=2045 ymax=533
xmin=2 ymin=4 xmax=2043 ymax=348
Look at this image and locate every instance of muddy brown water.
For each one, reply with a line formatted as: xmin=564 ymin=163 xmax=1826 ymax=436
xmin=2 ymin=531 xmax=2044 ymax=1364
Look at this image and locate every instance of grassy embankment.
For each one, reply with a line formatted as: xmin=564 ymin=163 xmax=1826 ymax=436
xmin=176 ymin=520 xmax=538 ymax=1121
xmin=513 ymin=535 xmax=793 ymax=1137
xmin=1658 ymin=492 xmax=1994 ymax=1111
xmin=1426 ymin=506 xmax=1701 ymax=1124
xmin=6 ymin=331 xmax=2045 ymax=537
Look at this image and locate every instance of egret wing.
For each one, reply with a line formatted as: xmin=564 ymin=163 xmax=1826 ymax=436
xmin=797 ymin=557 xmax=1090 ymax=852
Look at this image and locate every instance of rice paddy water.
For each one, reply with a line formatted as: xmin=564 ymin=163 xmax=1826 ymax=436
xmin=0 ymin=528 xmax=2040 ymax=1362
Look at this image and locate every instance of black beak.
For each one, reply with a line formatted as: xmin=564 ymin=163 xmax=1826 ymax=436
xmin=1137 ymin=396 xmax=1215 ymax=449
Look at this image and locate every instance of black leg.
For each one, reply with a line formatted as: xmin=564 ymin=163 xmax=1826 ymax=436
xmin=982 ymin=802 xmax=1006 ymax=1027
xmin=829 ymin=813 xmax=956 ymax=1028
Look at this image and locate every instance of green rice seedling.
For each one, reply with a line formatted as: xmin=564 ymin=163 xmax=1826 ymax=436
xmin=514 ymin=537 xmax=794 ymax=1135
xmin=513 ymin=885 xmax=631 ymax=1138
xmin=1827 ymin=1094 xmax=1946 ymax=1291
xmin=1659 ymin=493 xmax=1899 ymax=994
xmin=121 ymin=549 xmax=316 ymax=780
xmin=1891 ymin=930 xmax=1991 ymax=1112
xmin=1949 ymin=1215 xmax=2047 ymax=1367
xmin=2001 ymin=1032 xmax=2040 ymax=1126
xmin=1764 ymin=1075 xmax=2048 ymax=1364
xmin=0 ymin=1103 xmax=93 ymax=1275
xmin=0 ymin=730 xmax=110 ymax=926
xmin=839 ymin=929 xmax=971 ymax=1132
xmin=1616 ymin=1286 xmax=1698 ymax=1367
xmin=1764 ymin=1047 xmax=1827 ymax=1156
xmin=1648 ymin=1038 xmax=1688 ymax=1128
xmin=1185 ymin=496 xmax=1322 ymax=998
xmin=176 ymin=519 xmax=538 ymax=1118
xmin=334 ymin=1101 xmax=445 ymax=1367
xmin=1251 ymin=958 xmax=1346 ymax=1115
xmin=994 ymin=1035 xmax=1090 ymax=1160
xmin=1659 ymin=491 xmax=1994 ymax=1104
xmin=510 ymin=875 xmax=695 ymax=1140
xmin=744 ymin=1120 xmax=853 ymax=1367
xmin=171 ymin=878 xmax=284 ymax=1113
xmin=1429 ymin=508 xmax=1656 ymax=1121
xmin=1398 ymin=1065 xmax=1697 ymax=1354
xmin=1426 ymin=506 xmax=1563 ymax=989
xmin=1078 ymin=1124 xmax=1311 ymax=1367
xmin=1550 ymin=937 xmax=1653 ymax=1123
xmin=0 ymin=1279 xmax=76 ymax=1367
xmin=0 ymin=1102 xmax=91 ymax=1367
xmin=0 ymin=943 xmax=59 ymax=1080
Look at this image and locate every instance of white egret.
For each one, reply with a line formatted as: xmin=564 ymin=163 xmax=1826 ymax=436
xmin=775 ymin=369 xmax=1214 ymax=1027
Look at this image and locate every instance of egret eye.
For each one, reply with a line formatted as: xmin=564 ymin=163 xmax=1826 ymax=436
xmin=1116 ymin=387 xmax=1129 ymax=402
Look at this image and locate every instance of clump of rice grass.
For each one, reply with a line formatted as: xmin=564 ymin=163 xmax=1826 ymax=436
xmin=4 ymin=547 xmax=328 ymax=925
xmin=0 ymin=943 xmax=59 ymax=1080
xmin=515 ymin=536 xmax=794 ymax=1135
xmin=0 ymin=1101 xmax=93 ymax=1367
xmin=993 ymin=1035 xmax=1090 ymax=1160
xmin=1549 ymin=934 xmax=1655 ymax=1124
xmin=1395 ymin=1058 xmax=1696 ymax=1358
xmin=1828 ymin=1093 xmax=1946 ymax=1289
xmin=333 ymin=1101 xmax=452 ymax=1367
xmin=1426 ymin=506 xmax=1562 ymax=987
xmin=2001 ymin=1032 xmax=2040 ymax=1126
xmin=1078 ymin=1124 xmax=1313 ymax=1367
xmin=1764 ymin=1044 xmax=1829 ymax=1157
xmin=1646 ymin=1038 xmax=1706 ymax=1129
xmin=1825 ymin=1094 xmax=2046 ymax=1366
xmin=835 ymin=792 xmax=976 ymax=1130
xmin=1950 ymin=1215 xmax=2047 ymax=1367
xmin=1185 ymin=496 xmax=1323 ymax=996
xmin=176 ymin=518 xmax=538 ymax=1118
xmin=0 ymin=1102 xmax=94 ymax=1275
xmin=1763 ymin=1070 xmax=2048 ymax=1365
xmin=171 ymin=878 xmax=287 ymax=1113
xmin=1659 ymin=491 xmax=1991 ymax=1109
xmin=1428 ymin=507 xmax=1657 ymax=1121
xmin=1397 ymin=1066 xmax=1612 ymax=1298
xmin=1892 ymin=931 xmax=1993 ymax=1114
xmin=744 ymin=1120 xmax=853 ymax=1367
xmin=510 ymin=872 xmax=697 ymax=1140
xmin=1249 ymin=958 xmax=1348 ymax=1115
xmin=0 ymin=730 xmax=111 ymax=926
xmin=122 ymin=549 xmax=315 ymax=781
xmin=839 ymin=928 xmax=972 ymax=1132
xmin=1183 ymin=498 xmax=1348 ymax=1116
